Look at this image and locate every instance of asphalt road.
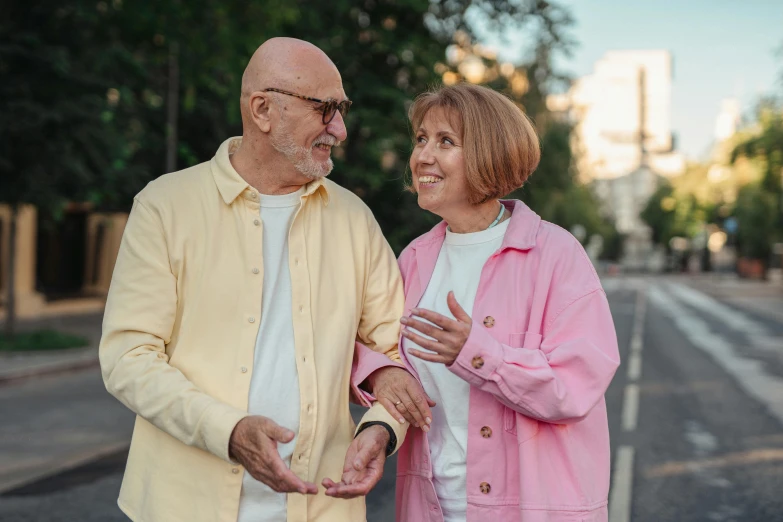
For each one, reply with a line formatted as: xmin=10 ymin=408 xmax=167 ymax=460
xmin=2 ymin=277 xmax=782 ymax=521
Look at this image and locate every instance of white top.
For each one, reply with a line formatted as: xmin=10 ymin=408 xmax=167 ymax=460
xmin=237 ymin=187 xmax=305 ymax=522
xmin=402 ymin=218 xmax=510 ymax=521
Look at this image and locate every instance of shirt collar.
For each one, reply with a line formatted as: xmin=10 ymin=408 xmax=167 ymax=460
xmin=210 ymin=137 xmax=330 ymax=206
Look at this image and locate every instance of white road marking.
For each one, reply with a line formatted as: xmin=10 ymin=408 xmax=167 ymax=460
xmin=627 ymin=351 xmax=643 ymax=381
xmin=649 ymin=284 xmax=783 ymax=425
xmin=621 ymin=384 xmax=640 ymax=431
xmin=666 ymin=283 xmax=781 ymax=352
xmin=609 ymin=445 xmax=636 ymax=522
xmin=610 ymin=282 xmax=647 ymax=521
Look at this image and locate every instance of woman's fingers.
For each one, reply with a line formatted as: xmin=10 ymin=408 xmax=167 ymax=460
xmin=400 ymin=316 xmax=447 ymax=341
xmin=401 ymin=329 xmax=445 ymax=354
xmin=410 ymin=307 xmax=461 ymax=331
xmin=407 ymin=348 xmax=453 ymax=365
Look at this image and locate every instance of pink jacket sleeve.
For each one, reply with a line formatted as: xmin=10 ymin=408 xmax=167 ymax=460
xmin=449 ymin=288 xmax=620 ymax=423
xmin=350 ymin=341 xmax=405 ymax=407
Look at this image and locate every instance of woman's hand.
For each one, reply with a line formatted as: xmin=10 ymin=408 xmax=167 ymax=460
xmin=401 ymin=291 xmax=472 ymax=366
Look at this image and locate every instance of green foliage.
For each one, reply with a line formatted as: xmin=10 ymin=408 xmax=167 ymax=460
xmin=640 ymin=180 xmax=706 ymax=250
xmin=0 ymin=330 xmax=89 ymax=351
xmin=733 ymin=183 xmax=779 ymax=261
xmin=730 ymin=98 xmax=783 ymax=261
xmin=2 ymin=0 xmax=611 ymax=255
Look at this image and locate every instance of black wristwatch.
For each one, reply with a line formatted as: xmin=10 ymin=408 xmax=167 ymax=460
xmin=355 ymin=421 xmax=396 ymax=457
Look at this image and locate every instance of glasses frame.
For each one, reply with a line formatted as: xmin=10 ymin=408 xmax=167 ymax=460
xmin=263 ymin=88 xmax=352 ymax=124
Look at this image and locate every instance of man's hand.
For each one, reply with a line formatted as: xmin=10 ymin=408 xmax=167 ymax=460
xmin=228 ymin=416 xmax=318 ymax=495
xmin=368 ymin=366 xmax=436 ymax=431
xmin=322 ymin=425 xmax=389 ymax=498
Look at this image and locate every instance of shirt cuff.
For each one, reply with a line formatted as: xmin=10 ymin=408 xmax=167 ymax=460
xmin=354 ymin=421 xmax=396 ymax=456
xmin=355 ymin=402 xmax=408 ymax=455
xmin=202 ymin=402 xmax=250 ymax=463
xmin=449 ymin=324 xmax=504 ymax=386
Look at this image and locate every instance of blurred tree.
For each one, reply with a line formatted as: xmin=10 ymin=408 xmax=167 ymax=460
xmin=640 ymin=180 xmax=706 ymax=253
xmin=730 ymin=99 xmax=783 ymax=264
xmin=0 ymin=1 xmax=127 ymax=337
xmin=1 ymin=0 xmax=592 ymax=309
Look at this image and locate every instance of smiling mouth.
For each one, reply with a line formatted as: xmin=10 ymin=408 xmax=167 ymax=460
xmin=418 ymin=175 xmax=443 ymax=185
xmin=314 ymin=143 xmax=332 ymax=152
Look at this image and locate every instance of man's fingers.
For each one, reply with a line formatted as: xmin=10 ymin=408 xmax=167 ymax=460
xmin=266 ymin=453 xmax=314 ymax=494
xmin=324 ymin=468 xmax=382 ymax=498
xmin=352 ymin=443 xmax=375 ymax=471
xmin=263 ymin=419 xmax=295 ymax=443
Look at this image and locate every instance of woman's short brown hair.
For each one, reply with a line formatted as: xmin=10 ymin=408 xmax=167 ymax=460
xmin=407 ymin=83 xmax=540 ymax=204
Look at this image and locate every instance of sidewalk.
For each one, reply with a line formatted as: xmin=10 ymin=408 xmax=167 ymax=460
xmin=0 ymin=313 xmax=103 ymax=385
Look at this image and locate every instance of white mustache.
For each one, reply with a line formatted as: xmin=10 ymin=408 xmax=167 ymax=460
xmin=312 ymin=136 xmax=340 ymax=148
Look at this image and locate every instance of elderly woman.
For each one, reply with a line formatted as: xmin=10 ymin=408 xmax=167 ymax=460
xmin=394 ymin=83 xmax=620 ymax=522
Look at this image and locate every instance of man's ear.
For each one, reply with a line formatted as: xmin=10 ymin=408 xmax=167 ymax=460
xmin=249 ymin=92 xmax=273 ymax=133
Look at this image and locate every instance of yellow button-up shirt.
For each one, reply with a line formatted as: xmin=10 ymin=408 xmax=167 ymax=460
xmin=100 ymin=137 xmax=407 ymax=522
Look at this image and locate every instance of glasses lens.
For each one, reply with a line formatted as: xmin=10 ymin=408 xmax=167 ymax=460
xmin=322 ymin=101 xmax=338 ymax=124
xmin=338 ymin=101 xmax=350 ymax=118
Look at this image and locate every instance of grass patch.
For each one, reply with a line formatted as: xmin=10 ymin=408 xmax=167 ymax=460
xmin=0 ymin=330 xmax=90 ymax=352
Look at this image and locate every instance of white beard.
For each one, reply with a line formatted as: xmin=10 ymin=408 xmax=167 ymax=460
xmin=270 ymin=115 xmax=334 ymax=179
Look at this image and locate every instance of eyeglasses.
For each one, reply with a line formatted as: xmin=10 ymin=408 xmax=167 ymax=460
xmin=264 ymin=88 xmax=352 ymax=124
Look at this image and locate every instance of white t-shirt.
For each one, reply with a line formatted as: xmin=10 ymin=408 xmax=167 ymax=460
xmin=237 ymin=187 xmax=305 ymax=522
xmin=402 ymin=219 xmax=510 ymax=522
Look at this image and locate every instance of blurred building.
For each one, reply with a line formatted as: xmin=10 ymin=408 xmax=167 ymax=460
xmin=549 ymin=50 xmax=686 ymax=269
xmin=0 ymin=204 xmax=126 ymax=319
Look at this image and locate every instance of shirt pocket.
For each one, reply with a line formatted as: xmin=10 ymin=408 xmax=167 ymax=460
xmin=504 ymin=332 xmax=543 ymax=441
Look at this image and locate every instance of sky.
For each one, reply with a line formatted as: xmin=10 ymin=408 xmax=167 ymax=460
xmin=476 ymin=0 xmax=783 ymax=160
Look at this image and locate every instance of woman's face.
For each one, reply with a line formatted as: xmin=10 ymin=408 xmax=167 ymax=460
xmin=410 ymin=107 xmax=470 ymax=219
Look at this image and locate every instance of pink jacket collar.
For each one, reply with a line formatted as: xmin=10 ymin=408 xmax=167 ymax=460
xmin=409 ymin=199 xmax=541 ymax=253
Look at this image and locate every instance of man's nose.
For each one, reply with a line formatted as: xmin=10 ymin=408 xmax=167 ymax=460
xmin=327 ymin=111 xmax=348 ymax=142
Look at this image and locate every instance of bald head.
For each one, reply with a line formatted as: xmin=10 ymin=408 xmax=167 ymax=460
xmin=241 ymin=38 xmax=342 ymax=105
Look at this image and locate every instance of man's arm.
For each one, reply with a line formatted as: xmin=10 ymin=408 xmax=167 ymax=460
xmin=99 ymin=197 xmax=247 ymax=462
xmin=350 ymin=215 xmax=435 ymax=451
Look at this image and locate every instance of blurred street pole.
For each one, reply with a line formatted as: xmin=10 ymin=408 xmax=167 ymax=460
xmin=165 ymin=41 xmax=180 ymax=174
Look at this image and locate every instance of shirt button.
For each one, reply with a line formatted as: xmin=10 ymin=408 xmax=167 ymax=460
xmin=295 ymin=258 xmax=300 ymax=266
xmin=480 ymin=426 xmax=493 ymax=438
xmin=483 ymin=316 xmax=495 ymax=328
xmin=302 ymin=357 xmax=307 ymax=363
xmin=472 ymin=356 xmax=484 ymax=369
xmin=299 ymin=306 xmax=304 ymax=313
xmin=240 ymin=367 xmax=248 ymax=373
xmin=480 ymin=482 xmax=491 ymax=494
xmin=248 ymin=317 xmax=255 ymax=323
xmin=307 ymin=404 xmax=313 ymax=413
xmin=252 ymin=267 xmax=259 ymax=274
xmin=253 ymin=219 xmax=260 ymax=226
xmin=232 ymin=468 xmax=240 ymax=474
xmin=250 ymin=192 xmax=257 ymax=199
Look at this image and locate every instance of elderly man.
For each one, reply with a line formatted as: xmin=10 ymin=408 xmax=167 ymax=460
xmin=100 ymin=38 xmax=433 ymax=522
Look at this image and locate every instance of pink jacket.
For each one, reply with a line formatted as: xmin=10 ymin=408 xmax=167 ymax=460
xmin=395 ymin=200 xmax=620 ymax=522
